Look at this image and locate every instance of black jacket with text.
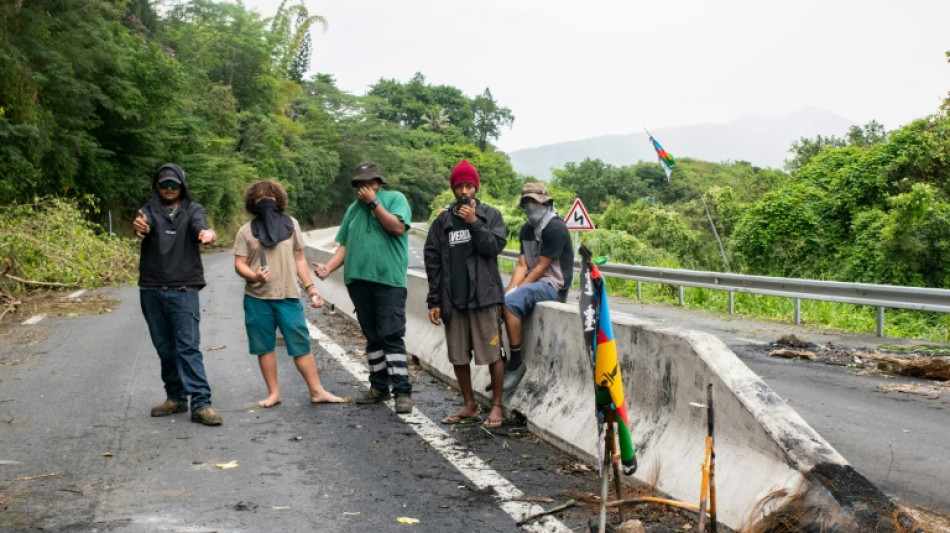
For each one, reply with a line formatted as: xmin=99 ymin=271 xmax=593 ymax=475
xmin=423 ymin=200 xmax=507 ymax=325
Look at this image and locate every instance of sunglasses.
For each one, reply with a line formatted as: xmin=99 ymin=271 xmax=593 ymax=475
xmin=158 ymin=180 xmax=180 ymax=191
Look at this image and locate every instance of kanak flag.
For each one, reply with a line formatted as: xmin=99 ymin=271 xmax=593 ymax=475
xmin=650 ymin=136 xmax=675 ymax=181
xmin=579 ymin=244 xmax=637 ymax=475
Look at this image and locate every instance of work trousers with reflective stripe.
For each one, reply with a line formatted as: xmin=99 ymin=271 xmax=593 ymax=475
xmin=346 ymin=280 xmax=411 ymax=397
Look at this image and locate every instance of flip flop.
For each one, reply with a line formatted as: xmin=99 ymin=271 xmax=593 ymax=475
xmin=442 ymin=413 xmax=481 ymax=425
xmin=482 ymin=416 xmax=503 ymax=428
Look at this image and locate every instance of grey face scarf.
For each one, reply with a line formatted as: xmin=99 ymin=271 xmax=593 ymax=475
xmin=525 ymin=203 xmax=548 ymax=226
xmin=525 ymin=203 xmax=557 ymax=240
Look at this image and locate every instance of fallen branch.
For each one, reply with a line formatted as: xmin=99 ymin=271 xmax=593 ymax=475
xmin=2 ymin=273 xmax=73 ymax=288
xmin=516 ymin=499 xmax=576 ymax=526
xmin=769 ymin=348 xmax=817 ymax=360
xmin=607 ymin=496 xmax=703 ymax=514
xmin=859 ymin=353 xmax=950 ymax=381
xmin=511 ymin=496 xmax=555 ymax=503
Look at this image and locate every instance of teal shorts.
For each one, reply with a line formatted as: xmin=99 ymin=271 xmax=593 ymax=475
xmin=243 ymin=295 xmax=312 ymax=357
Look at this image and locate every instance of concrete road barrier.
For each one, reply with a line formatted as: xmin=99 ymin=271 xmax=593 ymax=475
xmin=304 ymin=228 xmax=916 ymax=532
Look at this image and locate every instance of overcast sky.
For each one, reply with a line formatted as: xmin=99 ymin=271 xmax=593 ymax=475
xmin=240 ymin=0 xmax=950 ymax=153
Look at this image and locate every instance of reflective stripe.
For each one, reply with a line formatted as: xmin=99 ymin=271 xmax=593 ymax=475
xmin=386 ymin=353 xmax=409 ymax=376
xmin=367 ymin=350 xmax=386 ymax=372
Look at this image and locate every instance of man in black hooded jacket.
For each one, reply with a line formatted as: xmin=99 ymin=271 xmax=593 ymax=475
xmin=132 ymin=163 xmax=221 ymax=426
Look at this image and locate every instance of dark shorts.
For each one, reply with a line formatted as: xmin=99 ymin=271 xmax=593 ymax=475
xmin=445 ymin=304 xmax=503 ymax=366
xmin=243 ymin=295 xmax=312 ymax=357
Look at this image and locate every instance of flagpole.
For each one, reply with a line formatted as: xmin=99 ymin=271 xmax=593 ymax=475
xmin=699 ymin=194 xmax=731 ymax=273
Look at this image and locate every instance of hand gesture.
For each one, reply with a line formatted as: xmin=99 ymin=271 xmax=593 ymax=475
xmin=133 ymin=209 xmax=149 ymax=239
xmin=457 ymin=199 xmax=476 ymax=224
xmin=312 ymin=261 xmax=330 ymax=280
xmin=198 ymin=228 xmax=216 ymax=244
xmin=428 ymin=307 xmax=441 ymax=326
xmin=356 ymin=184 xmax=377 ymax=205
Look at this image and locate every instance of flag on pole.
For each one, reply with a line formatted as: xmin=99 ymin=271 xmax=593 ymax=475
xmin=579 ymin=244 xmax=637 ymax=475
xmin=650 ymin=136 xmax=675 ymax=181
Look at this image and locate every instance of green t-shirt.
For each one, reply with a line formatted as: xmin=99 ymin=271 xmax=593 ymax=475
xmin=335 ymin=189 xmax=411 ymax=288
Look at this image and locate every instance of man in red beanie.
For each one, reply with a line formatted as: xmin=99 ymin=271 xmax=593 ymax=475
xmin=423 ymin=159 xmax=508 ymax=428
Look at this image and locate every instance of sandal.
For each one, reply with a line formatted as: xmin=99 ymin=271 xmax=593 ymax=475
xmin=482 ymin=416 xmax=503 ymax=428
xmin=483 ymin=404 xmax=504 ymax=428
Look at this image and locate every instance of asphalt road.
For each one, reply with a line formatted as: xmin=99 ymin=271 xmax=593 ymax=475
xmin=2 ymin=239 xmax=948 ymax=531
xmin=0 ymin=252 xmax=618 ymax=532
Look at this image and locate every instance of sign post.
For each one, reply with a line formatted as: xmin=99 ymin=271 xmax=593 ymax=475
xmin=565 ymin=198 xmax=595 ymax=289
xmin=564 ymin=198 xmax=595 ymax=231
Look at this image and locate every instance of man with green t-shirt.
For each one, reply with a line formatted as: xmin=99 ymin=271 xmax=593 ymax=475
xmin=313 ymin=162 xmax=413 ymax=414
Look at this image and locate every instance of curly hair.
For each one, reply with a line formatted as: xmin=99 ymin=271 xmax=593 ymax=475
xmin=243 ymin=179 xmax=289 ymax=214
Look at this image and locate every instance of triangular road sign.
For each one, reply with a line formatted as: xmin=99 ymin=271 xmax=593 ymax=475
xmin=564 ymin=198 xmax=595 ymax=231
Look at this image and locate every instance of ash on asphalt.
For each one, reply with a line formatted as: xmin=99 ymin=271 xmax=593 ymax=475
xmin=308 ymin=305 xmax=727 ymax=533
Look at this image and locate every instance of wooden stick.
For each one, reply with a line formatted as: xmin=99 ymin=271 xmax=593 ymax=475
xmin=2 ymin=273 xmax=73 ymax=288
xmin=516 ymin=499 xmax=576 ymax=526
xmin=12 ymin=471 xmax=60 ymax=481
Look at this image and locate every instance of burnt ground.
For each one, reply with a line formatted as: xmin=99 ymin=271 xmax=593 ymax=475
xmin=751 ymin=333 xmax=950 ymax=397
xmin=314 ymin=304 xmax=721 ymax=533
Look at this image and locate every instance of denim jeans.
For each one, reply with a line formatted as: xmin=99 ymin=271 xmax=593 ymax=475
xmin=504 ymin=280 xmax=560 ymax=319
xmin=346 ymin=280 xmax=411 ymax=397
xmin=140 ymin=289 xmax=212 ymax=412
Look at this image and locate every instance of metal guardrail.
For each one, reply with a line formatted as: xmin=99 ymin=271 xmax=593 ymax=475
xmin=413 ymin=226 xmax=950 ymax=336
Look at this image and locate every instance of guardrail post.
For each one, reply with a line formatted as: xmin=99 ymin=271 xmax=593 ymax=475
xmin=728 ymin=292 xmax=734 ymax=315
xmin=794 ymin=298 xmax=801 ymax=325
xmin=678 ymin=286 xmax=684 ymax=307
xmin=877 ymin=307 xmax=885 ymax=337
xmin=637 ymin=281 xmax=642 ymax=302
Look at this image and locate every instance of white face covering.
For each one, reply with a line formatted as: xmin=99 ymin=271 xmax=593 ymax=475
xmin=524 ymin=203 xmax=549 ymax=226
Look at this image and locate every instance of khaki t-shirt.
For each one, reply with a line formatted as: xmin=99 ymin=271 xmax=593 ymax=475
xmin=234 ymin=217 xmax=305 ymax=300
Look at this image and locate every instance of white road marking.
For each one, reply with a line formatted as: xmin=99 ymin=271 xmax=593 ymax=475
xmin=68 ymin=290 xmax=87 ymax=298
xmin=22 ymin=314 xmax=46 ymax=325
xmin=307 ymin=321 xmax=572 ymax=532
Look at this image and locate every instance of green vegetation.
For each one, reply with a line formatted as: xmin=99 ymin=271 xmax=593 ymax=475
xmin=555 ymin=113 xmax=950 ymax=341
xmin=3 ymin=1 xmax=950 ymax=342
xmin=0 ymin=0 xmax=518 ymax=231
xmin=0 ymin=0 xmax=519 ymax=294
xmin=0 ymin=197 xmax=138 ymax=294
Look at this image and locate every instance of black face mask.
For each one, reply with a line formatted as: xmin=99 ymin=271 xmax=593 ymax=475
xmin=250 ymin=198 xmax=294 ymax=247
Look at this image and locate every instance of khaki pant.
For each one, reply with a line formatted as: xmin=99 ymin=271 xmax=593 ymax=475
xmin=445 ymin=304 xmax=503 ymax=366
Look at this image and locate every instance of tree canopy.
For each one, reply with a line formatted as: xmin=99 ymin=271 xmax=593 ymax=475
xmin=0 ymin=0 xmax=518 ymax=231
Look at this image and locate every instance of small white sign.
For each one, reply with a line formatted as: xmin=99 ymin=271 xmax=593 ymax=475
xmin=564 ymin=198 xmax=595 ymax=231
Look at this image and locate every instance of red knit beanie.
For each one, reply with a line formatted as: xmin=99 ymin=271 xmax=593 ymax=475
xmin=450 ymin=159 xmax=480 ymax=190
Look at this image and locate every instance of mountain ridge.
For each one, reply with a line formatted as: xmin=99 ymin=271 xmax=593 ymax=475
xmin=505 ymin=107 xmax=857 ymax=181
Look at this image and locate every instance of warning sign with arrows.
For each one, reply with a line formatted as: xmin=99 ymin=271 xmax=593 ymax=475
xmin=564 ymin=198 xmax=595 ymax=231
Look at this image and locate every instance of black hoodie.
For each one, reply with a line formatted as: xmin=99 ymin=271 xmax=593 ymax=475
xmin=137 ymin=164 xmax=210 ymax=288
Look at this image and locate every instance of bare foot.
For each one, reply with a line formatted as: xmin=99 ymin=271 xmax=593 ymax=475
xmin=258 ymin=394 xmax=282 ymax=408
xmin=483 ymin=404 xmax=503 ymax=428
xmin=310 ymin=390 xmax=347 ymax=404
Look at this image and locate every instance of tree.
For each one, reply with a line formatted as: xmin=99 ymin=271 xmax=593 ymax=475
xmin=472 ymin=88 xmax=513 ymax=150
xmin=420 ymin=106 xmax=451 ymax=132
xmin=267 ymin=0 xmax=326 ymax=83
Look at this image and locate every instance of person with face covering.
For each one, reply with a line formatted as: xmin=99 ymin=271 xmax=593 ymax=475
xmin=133 ymin=164 xmax=221 ymax=426
xmin=423 ymin=160 xmax=507 ymax=428
xmin=234 ymin=179 xmax=345 ymax=408
xmin=312 ymin=162 xmax=414 ymax=414
xmin=501 ymin=183 xmax=574 ymax=390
